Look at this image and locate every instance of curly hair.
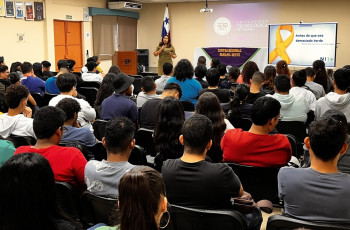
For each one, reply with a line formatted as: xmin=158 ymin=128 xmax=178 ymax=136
xmin=56 ymin=98 xmax=81 ymax=121
xmin=173 ymin=59 xmax=194 ymax=82
xmin=5 ymin=84 xmax=29 ymax=109
xmin=242 ymin=61 xmax=259 ymax=84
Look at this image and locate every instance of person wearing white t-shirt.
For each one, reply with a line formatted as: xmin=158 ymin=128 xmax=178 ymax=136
xmin=49 ymin=73 xmax=96 ymax=130
xmin=81 ymin=61 xmax=103 ymax=83
xmin=0 ymin=84 xmax=35 ymax=138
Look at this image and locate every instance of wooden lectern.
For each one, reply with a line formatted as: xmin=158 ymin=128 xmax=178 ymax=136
xmin=112 ymin=51 xmax=138 ymax=75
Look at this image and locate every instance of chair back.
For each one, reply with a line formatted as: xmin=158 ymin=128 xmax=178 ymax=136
xmin=59 ymin=140 xmax=94 ymax=161
xmin=128 ymin=144 xmax=147 ymax=165
xmin=55 ymin=182 xmax=81 ymax=221
xmin=267 ymin=214 xmax=350 ymax=230
xmin=77 ymin=87 xmax=98 ymax=107
xmin=79 ymin=81 xmax=101 ymax=89
xmin=80 ymin=191 xmax=118 ymax=227
xmin=136 ymin=128 xmax=156 ymax=156
xmin=43 ymin=93 xmax=58 ymax=106
xmin=227 ymin=163 xmax=280 ymax=203
xmin=168 ymin=204 xmax=247 ymax=230
xmin=6 ymin=135 xmax=36 ymax=148
xmin=232 ymin=118 xmax=252 ymax=131
xmin=284 ymin=134 xmax=298 ymax=158
xmin=31 ymin=92 xmax=44 ymax=107
xmin=180 ymin=101 xmax=195 ymax=112
xmin=275 ymin=121 xmax=306 ymax=157
xmin=133 ymin=78 xmax=142 ymax=95
xmin=93 ymin=119 xmax=108 ymax=141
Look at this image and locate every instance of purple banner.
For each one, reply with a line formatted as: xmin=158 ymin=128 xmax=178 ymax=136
xmin=203 ymin=47 xmax=259 ymax=67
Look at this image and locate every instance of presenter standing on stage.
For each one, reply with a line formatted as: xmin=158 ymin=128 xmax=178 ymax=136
xmin=154 ymin=35 xmax=176 ymax=76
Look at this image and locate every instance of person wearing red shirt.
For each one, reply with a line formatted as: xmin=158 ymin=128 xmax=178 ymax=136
xmin=15 ymin=106 xmax=87 ymax=191
xmin=221 ymin=96 xmax=292 ymax=167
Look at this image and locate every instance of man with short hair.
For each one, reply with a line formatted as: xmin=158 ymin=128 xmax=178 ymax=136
xmin=137 ymin=76 xmax=160 ymax=108
xmin=155 ymin=62 xmax=173 ymax=92
xmin=194 ymin=65 xmax=209 ymax=89
xmin=267 ymin=74 xmax=310 ymax=122
xmin=101 ymin=73 xmax=137 ymax=122
xmin=217 ymin=63 xmax=228 ymax=85
xmin=45 ymin=59 xmax=70 ymax=95
xmin=197 ymin=56 xmax=206 ymax=66
xmin=0 ymin=65 xmax=10 ymax=97
xmin=199 ymin=68 xmax=230 ymax=103
xmin=315 ymin=68 xmax=350 ymax=121
xmin=222 ymin=96 xmax=292 ymax=167
xmin=162 ymin=114 xmax=244 ymax=209
xmin=56 ymin=98 xmax=97 ymax=147
xmin=41 ymin=60 xmax=54 ymax=78
xmin=81 ymin=61 xmax=103 ymax=83
xmin=49 ymin=73 xmax=96 ymax=130
xmin=0 ymin=85 xmax=34 ymax=138
xmin=0 ymin=56 xmax=5 ymax=65
xmin=290 ymin=69 xmax=316 ymax=111
xmin=220 ymin=66 xmax=240 ymax=90
xmin=84 ymin=117 xmax=135 ymax=198
xmin=14 ymin=106 xmax=87 ymax=191
xmin=140 ymin=82 xmax=182 ymax=129
xmin=278 ymin=117 xmax=350 ymax=223
xmin=21 ymin=62 xmax=46 ymax=95
xmin=304 ymin=67 xmax=325 ymax=99
xmin=245 ymin=71 xmax=266 ymax=104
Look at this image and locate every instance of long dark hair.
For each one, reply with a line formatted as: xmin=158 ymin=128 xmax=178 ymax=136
xmin=158 ymin=35 xmax=172 ymax=48
xmin=0 ymin=153 xmax=60 ymax=230
xmin=313 ymin=60 xmax=329 ymax=92
xmin=228 ymin=84 xmax=250 ymax=122
xmin=263 ymin=65 xmax=276 ymax=90
xmin=195 ymin=92 xmax=226 ymax=147
xmin=118 ymin=166 xmax=166 ymax=230
xmin=242 ymin=61 xmax=259 ymax=84
xmin=153 ymin=97 xmax=184 ymax=164
xmin=173 ymin=59 xmax=194 ymax=82
xmin=95 ymin=73 xmax=119 ymax=106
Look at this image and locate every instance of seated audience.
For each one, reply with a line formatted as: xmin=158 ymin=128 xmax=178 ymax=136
xmin=45 ymin=59 xmax=70 ymax=95
xmin=66 ymin=59 xmax=76 ymax=72
xmin=194 ymin=64 xmax=208 ymax=89
xmin=0 ymin=56 xmax=5 ymax=65
xmin=195 ymin=92 xmax=234 ymax=162
xmin=81 ymin=61 xmax=103 ymax=83
xmin=305 ymin=67 xmax=325 ymax=99
xmin=94 ymin=73 xmax=118 ymax=118
xmin=197 ymin=55 xmax=206 ymax=66
xmin=85 ymin=117 xmax=135 ymax=198
xmin=237 ymin=61 xmax=259 ymax=84
xmin=140 ymin=82 xmax=181 ymax=129
xmin=199 ymin=68 xmax=230 ymax=103
xmin=21 ymin=62 xmax=45 ymax=95
xmin=290 ymin=69 xmax=317 ymax=111
xmin=137 ymin=76 xmax=160 ymax=108
xmin=227 ymin=84 xmax=252 ymax=124
xmin=101 ymin=73 xmax=137 ymax=123
xmin=222 ymin=96 xmax=292 ymax=167
xmin=93 ymin=166 xmax=168 ymax=230
xmin=0 ymin=136 xmax=16 ymax=167
xmin=313 ymin=59 xmax=333 ymax=93
xmin=56 ymin=98 xmax=97 ymax=147
xmin=0 ymin=65 xmax=10 ymax=111
xmin=220 ymin=66 xmax=240 ymax=90
xmin=278 ymin=117 xmax=350 ymax=224
xmin=42 ymin=60 xmax=54 ymax=78
xmin=276 ymin=60 xmax=291 ymax=77
xmin=33 ymin=62 xmax=45 ymax=81
xmin=262 ymin=65 xmax=276 ymax=94
xmin=210 ymin=58 xmax=220 ymax=69
xmin=15 ymin=106 xmax=87 ymax=190
xmin=315 ymin=68 xmax=350 ymax=121
xmin=245 ymin=71 xmax=266 ymax=104
xmin=166 ymin=59 xmax=202 ymax=105
xmin=49 ymin=73 xmax=96 ymax=130
xmin=153 ymin=97 xmax=185 ymax=172
xmin=0 ymin=153 xmax=80 ymax=229
xmin=156 ymin=62 xmax=173 ymax=92
xmin=267 ymin=74 xmax=310 ymax=122
xmin=107 ymin=65 xmax=121 ymax=75
xmin=0 ymin=85 xmax=35 ymax=138
xmin=217 ymin=63 xmax=228 ymax=85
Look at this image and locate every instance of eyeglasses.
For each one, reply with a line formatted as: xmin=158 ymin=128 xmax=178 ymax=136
xmin=278 ymin=115 xmax=283 ymax=121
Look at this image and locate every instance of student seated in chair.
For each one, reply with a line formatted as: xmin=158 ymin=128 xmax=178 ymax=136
xmin=15 ymin=106 xmax=87 ymax=191
xmin=137 ymin=76 xmax=160 ymax=108
xmin=84 ymin=117 xmax=135 ymax=198
xmin=56 ymin=98 xmax=97 ymax=147
xmin=222 ymin=96 xmax=292 ymax=167
xmin=278 ymin=117 xmax=350 ymax=224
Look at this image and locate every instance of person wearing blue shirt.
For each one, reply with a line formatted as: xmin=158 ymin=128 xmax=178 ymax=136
xmin=166 ymin=59 xmax=201 ymax=105
xmin=21 ymin=62 xmax=45 ymax=95
xmin=45 ymin=60 xmax=70 ymax=95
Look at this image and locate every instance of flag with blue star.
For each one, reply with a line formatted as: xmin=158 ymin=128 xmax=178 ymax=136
xmin=161 ymin=6 xmax=170 ymax=38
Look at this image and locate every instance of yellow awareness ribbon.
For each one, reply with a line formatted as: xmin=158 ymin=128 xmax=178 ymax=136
xmin=269 ymin=25 xmax=294 ymax=64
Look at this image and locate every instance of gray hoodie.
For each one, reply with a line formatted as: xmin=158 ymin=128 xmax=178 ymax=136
xmin=315 ymin=92 xmax=350 ymax=121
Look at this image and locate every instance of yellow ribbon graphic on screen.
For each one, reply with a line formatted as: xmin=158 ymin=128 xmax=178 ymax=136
xmin=269 ymin=25 xmax=294 ymax=64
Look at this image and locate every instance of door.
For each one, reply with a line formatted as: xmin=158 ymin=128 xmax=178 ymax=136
xmin=54 ymin=20 xmax=83 ymax=72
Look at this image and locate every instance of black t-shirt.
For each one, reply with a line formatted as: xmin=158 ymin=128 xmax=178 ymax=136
xmin=140 ymin=98 xmax=162 ymax=129
xmin=199 ymin=88 xmax=231 ymax=103
xmin=162 ymin=159 xmax=241 ymax=209
xmin=245 ymin=91 xmax=266 ymax=104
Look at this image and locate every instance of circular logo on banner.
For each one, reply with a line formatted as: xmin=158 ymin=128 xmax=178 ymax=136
xmin=214 ymin=17 xmax=231 ymax=36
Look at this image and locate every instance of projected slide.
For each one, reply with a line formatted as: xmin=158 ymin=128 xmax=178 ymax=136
xmin=268 ymin=23 xmax=337 ymax=67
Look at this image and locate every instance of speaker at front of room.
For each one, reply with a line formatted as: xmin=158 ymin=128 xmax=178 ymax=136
xmin=136 ymin=49 xmax=149 ymax=73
